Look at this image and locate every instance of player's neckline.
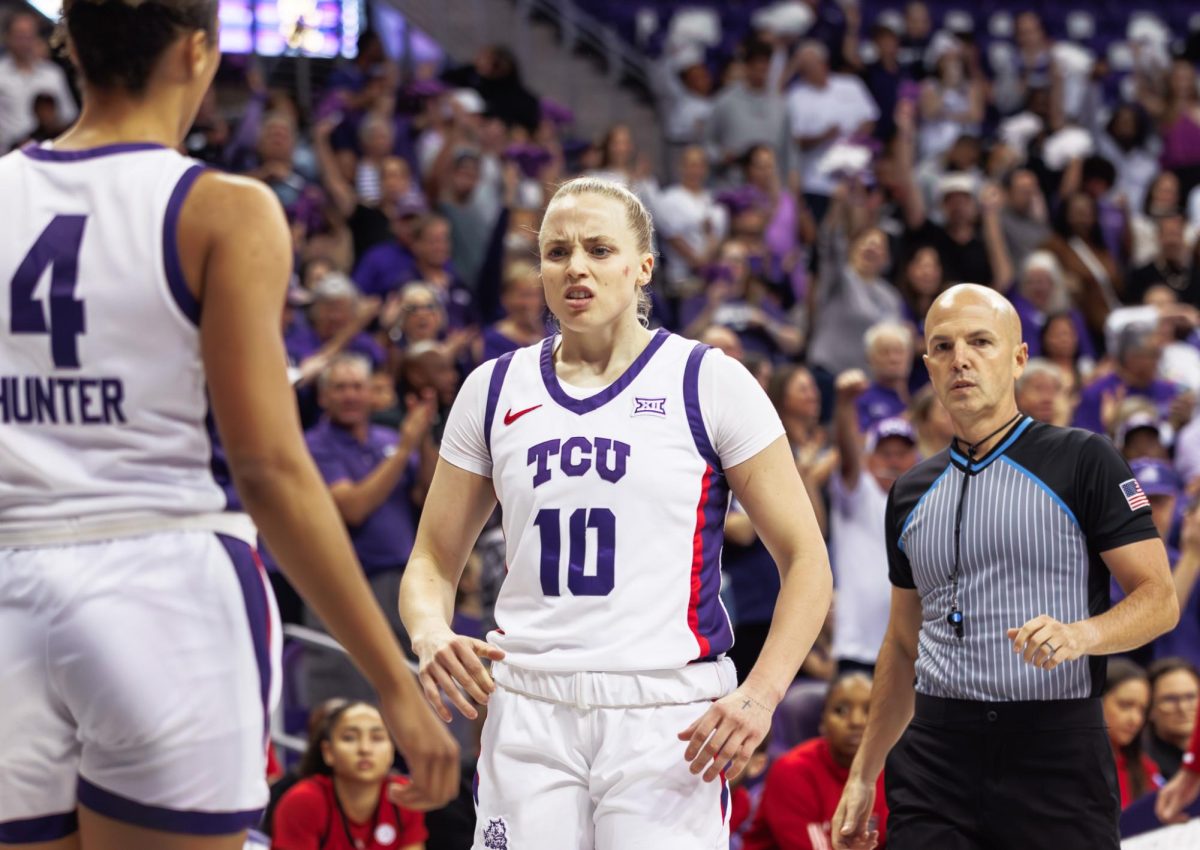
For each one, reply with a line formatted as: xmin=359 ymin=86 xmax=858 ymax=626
xmin=22 ymin=142 xmax=170 ymax=162
xmin=539 ymin=328 xmax=669 ymax=415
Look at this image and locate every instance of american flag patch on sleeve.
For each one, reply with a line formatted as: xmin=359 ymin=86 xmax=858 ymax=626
xmin=1120 ymin=479 xmax=1150 ymax=511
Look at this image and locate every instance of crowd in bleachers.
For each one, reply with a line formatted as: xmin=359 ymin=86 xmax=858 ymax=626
xmin=6 ymin=0 xmax=1200 ymax=845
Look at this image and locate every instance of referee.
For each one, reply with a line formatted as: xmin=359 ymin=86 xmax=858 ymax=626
xmin=832 ymin=284 xmax=1179 ymax=850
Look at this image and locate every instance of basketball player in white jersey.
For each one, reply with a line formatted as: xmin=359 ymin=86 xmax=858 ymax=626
xmin=399 ymin=177 xmax=834 ymax=849
xmin=0 ymin=2 xmax=456 ymax=848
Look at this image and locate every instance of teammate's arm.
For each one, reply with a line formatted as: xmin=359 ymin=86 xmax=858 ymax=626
xmin=679 ymin=435 xmax=833 ymax=782
xmin=832 ymin=587 xmax=921 ymax=850
xmin=189 ymin=172 xmax=458 ymax=809
xmin=399 ymin=460 xmax=503 ymax=722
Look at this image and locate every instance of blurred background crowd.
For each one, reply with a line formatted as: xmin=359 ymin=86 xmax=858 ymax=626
xmin=6 ymin=0 xmax=1200 ymax=845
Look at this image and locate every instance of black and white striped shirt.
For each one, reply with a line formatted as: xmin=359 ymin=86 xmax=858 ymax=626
xmin=886 ymin=417 xmax=1159 ymax=701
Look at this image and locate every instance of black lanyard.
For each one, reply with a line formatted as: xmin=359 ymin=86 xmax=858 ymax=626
xmin=330 ymin=784 xmax=382 ymax=850
xmin=946 ymin=414 xmax=1023 ymax=640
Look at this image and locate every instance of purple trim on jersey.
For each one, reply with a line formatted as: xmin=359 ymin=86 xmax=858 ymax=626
xmin=483 ymin=350 xmax=517 ymax=454
xmin=162 ymin=164 xmax=207 ymax=326
xmin=472 ymin=771 xmax=480 ymax=805
xmin=683 ymin=342 xmax=733 ymax=658
xmin=0 ymin=811 xmax=78 ymax=843
xmin=76 ymin=778 xmax=263 ymax=836
xmin=218 ymin=534 xmax=272 ymax=746
xmin=697 ymin=467 xmax=734 ymax=657
xmin=205 ymin=405 xmax=236 ymax=511
xmin=683 ymin=343 xmax=722 ymax=471
xmin=20 ymin=142 xmax=168 ymax=162
xmin=539 ymin=328 xmax=670 ymax=415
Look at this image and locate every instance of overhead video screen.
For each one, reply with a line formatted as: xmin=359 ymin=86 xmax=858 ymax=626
xmin=28 ymin=0 xmax=361 ymax=58
xmin=217 ymin=0 xmax=361 ymax=57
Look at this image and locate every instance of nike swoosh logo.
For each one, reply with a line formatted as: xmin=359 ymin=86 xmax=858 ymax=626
xmin=504 ymin=404 xmax=542 ymax=426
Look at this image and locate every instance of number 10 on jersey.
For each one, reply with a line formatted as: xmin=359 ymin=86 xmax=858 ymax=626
xmin=533 ymin=508 xmax=616 ymax=596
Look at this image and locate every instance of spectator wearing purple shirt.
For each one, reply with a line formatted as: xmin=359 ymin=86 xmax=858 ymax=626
xmin=408 ymin=213 xmax=477 ymax=330
xmin=1165 ymin=497 xmax=1200 ymax=673
xmin=856 ymin=320 xmax=914 ymax=431
xmin=1015 ymin=358 xmax=1072 ymax=426
xmin=1177 ymin=416 xmax=1200 ymax=493
xmin=289 ymin=273 xmax=386 ymax=369
xmin=380 ymin=283 xmax=480 ymax=380
xmin=352 ymin=205 xmax=422 ymax=300
xmin=316 ymin=102 xmax=429 ymax=265
xmin=245 ymin=111 xmax=310 ymax=210
xmin=381 ymin=282 xmax=446 ymax=353
xmin=1073 ymin=323 xmax=1183 ymax=435
xmin=1004 ymin=250 xmax=1096 ymax=361
xmin=679 ymin=239 xmax=802 ymax=361
xmin=473 ymin=260 xmax=548 ymax=364
xmin=303 ymin=353 xmax=437 ymax=703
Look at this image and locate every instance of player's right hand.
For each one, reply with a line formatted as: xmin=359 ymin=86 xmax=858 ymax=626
xmin=413 ymin=627 xmax=506 ymax=722
xmin=379 ymin=684 xmax=461 ymax=811
xmin=832 ymin=777 xmax=880 ymax=850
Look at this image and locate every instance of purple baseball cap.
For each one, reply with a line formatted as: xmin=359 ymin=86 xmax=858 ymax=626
xmin=1129 ymin=457 xmax=1181 ymax=499
xmin=866 ymin=417 xmax=917 ymax=453
xmin=1115 ymin=411 xmax=1164 ymax=451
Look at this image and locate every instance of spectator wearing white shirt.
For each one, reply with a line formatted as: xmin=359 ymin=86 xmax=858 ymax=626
xmin=786 ymin=40 xmax=879 ymax=221
xmin=0 ymin=10 xmax=77 ymax=152
xmin=651 ymin=46 xmax=714 ymax=163
xmin=705 ymin=37 xmax=788 ymax=185
xmin=655 ymin=145 xmax=727 ymax=294
xmin=829 ymin=370 xmax=920 ymax=674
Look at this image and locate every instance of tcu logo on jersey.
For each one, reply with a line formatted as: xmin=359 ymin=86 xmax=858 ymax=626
xmin=527 ymin=436 xmax=631 ymax=487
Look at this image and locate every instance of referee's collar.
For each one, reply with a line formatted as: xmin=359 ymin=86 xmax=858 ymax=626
xmin=948 ymin=416 xmax=1033 ymax=474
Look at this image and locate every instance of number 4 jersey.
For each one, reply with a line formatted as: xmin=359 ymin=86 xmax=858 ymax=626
xmin=0 ymin=145 xmax=231 ymax=542
xmin=440 ymin=329 xmax=785 ymax=672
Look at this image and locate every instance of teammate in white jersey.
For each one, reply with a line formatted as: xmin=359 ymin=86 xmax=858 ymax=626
xmin=400 ymin=177 xmax=833 ymax=849
xmin=0 ymin=2 xmax=456 ymax=848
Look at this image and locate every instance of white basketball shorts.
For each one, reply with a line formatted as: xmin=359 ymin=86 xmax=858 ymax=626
xmin=472 ymin=658 xmax=738 ymax=850
xmin=0 ymin=531 xmax=281 ymax=842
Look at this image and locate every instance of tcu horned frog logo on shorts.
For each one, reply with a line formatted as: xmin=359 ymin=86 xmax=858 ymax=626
xmin=482 ymin=817 xmax=508 ymax=849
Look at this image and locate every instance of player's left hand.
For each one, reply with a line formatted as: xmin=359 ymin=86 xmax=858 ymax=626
xmin=677 ymin=684 xmax=776 ymax=782
xmin=1006 ymin=615 xmax=1093 ymax=670
xmin=1155 ymin=765 xmax=1200 ymax=823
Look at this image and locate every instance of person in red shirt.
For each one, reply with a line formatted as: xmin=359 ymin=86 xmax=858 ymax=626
xmin=272 ymin=701 xmax=427 ymax=850
xmin=1102 ymin=659 xmax=1164 ymax=807
xmin=729 ymin=734 xmax=772 ymax=849
xmin=743 ymin=673 xmax=888 ymax=850
xmin=1156 ymin=687 xmax=1200 ymax=822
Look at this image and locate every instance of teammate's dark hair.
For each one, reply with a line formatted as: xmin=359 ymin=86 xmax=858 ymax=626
xmin=58 ymin=0 xmax=217 ymax=95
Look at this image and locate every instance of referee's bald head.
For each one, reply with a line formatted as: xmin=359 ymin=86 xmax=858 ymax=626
xmin=926 ymin=284 xmax=1022 ymax=347
xmin=923 ymin=284 xmax=1028 ymax=419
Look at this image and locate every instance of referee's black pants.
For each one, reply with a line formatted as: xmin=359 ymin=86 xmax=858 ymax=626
xmin=884 ymin=694 xmax=1120 ymax=850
